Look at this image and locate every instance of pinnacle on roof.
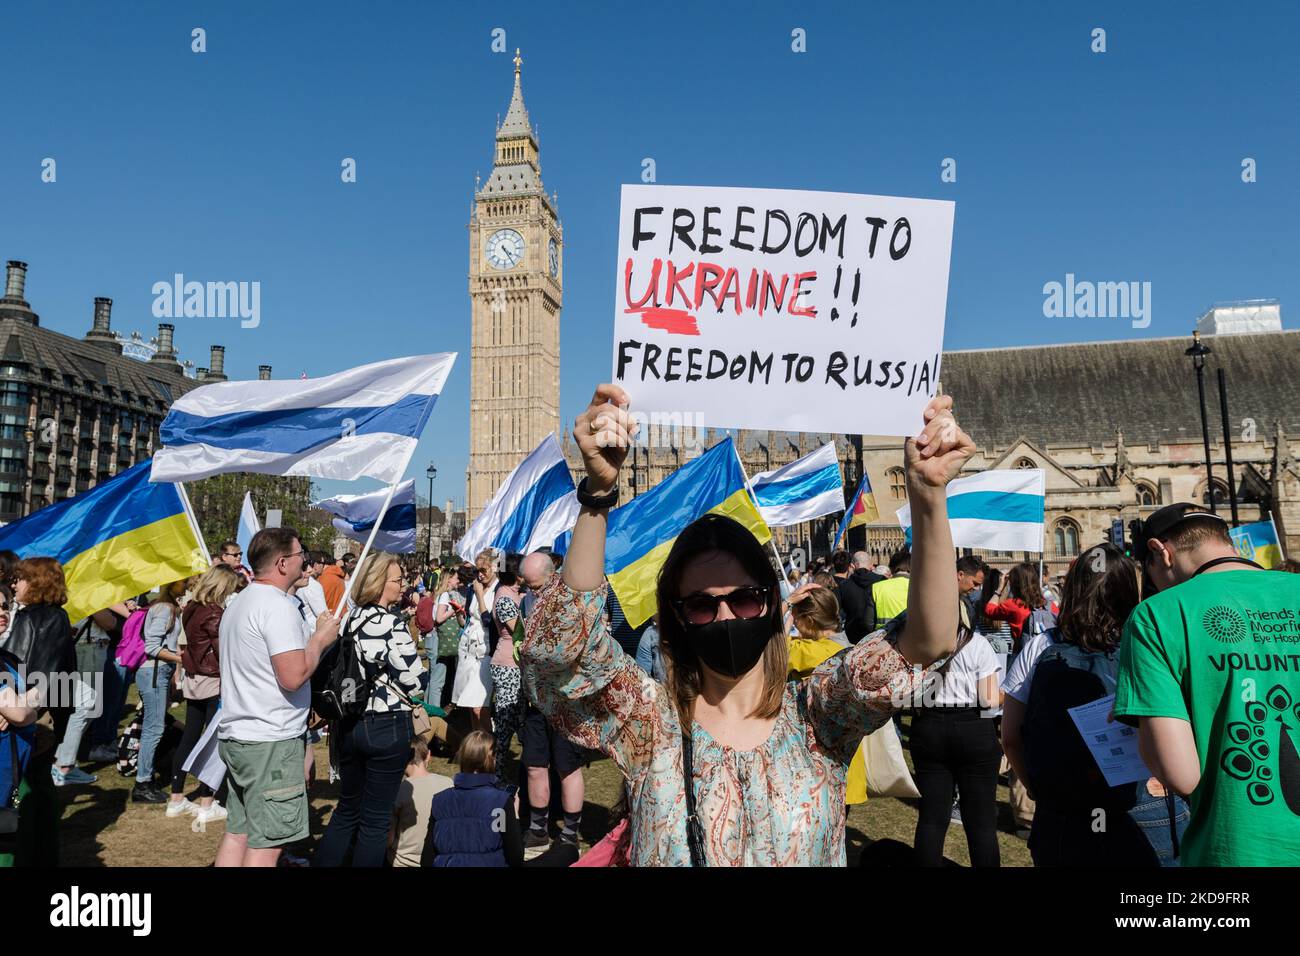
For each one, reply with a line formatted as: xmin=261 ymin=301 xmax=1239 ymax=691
xmin=496 ymin=48 xmax=535 ymax=141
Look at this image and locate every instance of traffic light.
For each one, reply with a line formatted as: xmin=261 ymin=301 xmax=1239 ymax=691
xmin=1127 ymin=518 xmax=1145 ymax=559
xmin=1109 ymin=519 xmax=1125 ymax=550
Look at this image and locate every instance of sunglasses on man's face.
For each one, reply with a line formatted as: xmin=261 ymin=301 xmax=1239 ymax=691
xmin=673 ymin=586 xmax=769 ymax=626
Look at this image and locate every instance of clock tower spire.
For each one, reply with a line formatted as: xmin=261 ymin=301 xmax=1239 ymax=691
xmin=466 ymin=51 xmax=563 ymax=522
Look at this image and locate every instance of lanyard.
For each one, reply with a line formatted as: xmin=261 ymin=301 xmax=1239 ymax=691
xmin=1191 ymin=556 xmax=1263 ymax=577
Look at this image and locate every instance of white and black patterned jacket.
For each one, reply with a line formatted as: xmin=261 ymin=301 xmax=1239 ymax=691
xmin=343 ymin=605 xmax=424 ymax=714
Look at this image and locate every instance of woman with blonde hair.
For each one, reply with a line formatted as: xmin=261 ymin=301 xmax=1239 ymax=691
xmin=522 ymin=383 xmax=974 ymax=866
xmin=451 ymin=549 xmax=497 ymax=733
xmin=787 ymin=584 xmax=848 ymax=679
xmin=315 ymin=552 xmax=425 ymax=867
xmin=167 ymin=564 xmax=242 ymax=823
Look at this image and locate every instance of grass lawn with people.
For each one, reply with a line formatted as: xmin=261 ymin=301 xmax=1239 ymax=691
xmin=57 ymin=691 xmax=1032 ymax=867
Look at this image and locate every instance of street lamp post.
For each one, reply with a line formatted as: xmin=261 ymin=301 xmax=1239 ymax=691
xmin=1216 ymin=367 xmax=1240 ymax=527
xmin=425 ymin=462 xmax=437 ymax=565
xmin=1185 ymin=331 xmax=1216 ymax=514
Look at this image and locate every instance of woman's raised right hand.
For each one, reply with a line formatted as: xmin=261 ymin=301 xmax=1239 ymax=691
xmin=574 ymin=383 xmax=637 ymax=496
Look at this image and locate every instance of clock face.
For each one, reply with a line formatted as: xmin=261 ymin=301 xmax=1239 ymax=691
xmin=486 ymin=229 xmax=524 ymax=270
xmin=548 ymin=238 xmax=559 ymax=278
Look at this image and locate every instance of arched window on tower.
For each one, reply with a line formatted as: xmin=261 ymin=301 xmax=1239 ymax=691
xmin=1054 ymin=518 xmax=1081 ymax=557
xmin=1135 ymin=482 xmax=1158 ymax=507
xmin=1202 ymin=479 xmax=1230 ymax=507
xmin=887 ymin=467 xmax=905 ymax=500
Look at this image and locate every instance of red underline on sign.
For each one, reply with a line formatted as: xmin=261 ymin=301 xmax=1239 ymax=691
xmin=625 ymin=307 xmax=701 ymax=336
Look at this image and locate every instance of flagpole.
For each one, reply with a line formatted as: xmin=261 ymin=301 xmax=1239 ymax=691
xmin=334 ymin=478 xmax=401 ymax=620
xmin=1269 ymin=514 xmax=1287 ymax=562
xmin=175 ymin=482 xmax=212 ymax=573
xmin=735 ymin=442 xmax=789 ymax=587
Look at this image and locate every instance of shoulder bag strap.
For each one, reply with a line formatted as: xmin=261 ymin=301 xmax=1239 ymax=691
xmin=681 ymin=723 xmax=707 ymax=867
xmin=5 ymin=724 xmax=21 ymax=810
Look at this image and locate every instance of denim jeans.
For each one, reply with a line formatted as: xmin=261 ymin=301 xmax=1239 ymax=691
xmin=314 ymin=710 xmax=412 ymax=867
xmin=91 ymin=657 xmax=130 ymax=747
xmin=1129 ymin=783 xmax=1191 ymax=867
xmin=54 ymin=643 xmax=104 ymax=767
xmin=134 ymin=661 xmax=174 ymax=784
xmin=1028 ymin=779 xmax=1189 ymax=867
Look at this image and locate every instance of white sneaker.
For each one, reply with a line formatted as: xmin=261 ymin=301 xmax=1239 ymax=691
xmin=165 ymin=798 xmax=198 ymax=818
xmin=196 ymin=803 xmax=228 ymax=824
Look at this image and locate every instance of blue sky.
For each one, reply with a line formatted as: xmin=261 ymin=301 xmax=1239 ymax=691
xmin=3 ymin=1 xmax=1296 ymax=509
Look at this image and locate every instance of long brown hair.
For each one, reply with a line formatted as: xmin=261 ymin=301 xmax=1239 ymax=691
xmin=1055 ymin=544 xmax=1140 ymax=654
xmin=655 ymin=514 xmax=788 ymax=725
xmin=1007 ymin=562 xmax=1046 ymax=610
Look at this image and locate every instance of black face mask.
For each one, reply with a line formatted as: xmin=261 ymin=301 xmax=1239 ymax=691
xmin=686 ymin=615 xmax=774 ymax=678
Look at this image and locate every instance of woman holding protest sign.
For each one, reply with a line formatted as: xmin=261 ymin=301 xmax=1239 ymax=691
xmin=520 ymin=383 xmax=974 ymax=866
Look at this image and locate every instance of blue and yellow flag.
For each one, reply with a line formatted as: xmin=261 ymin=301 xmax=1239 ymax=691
xmin=0 ymin=460 xmax=208 ymax=622
xmin=1230 ymin=519 xmax=1284 ymax=570
xmin=564 ymin=437 xmax=770 ymax=629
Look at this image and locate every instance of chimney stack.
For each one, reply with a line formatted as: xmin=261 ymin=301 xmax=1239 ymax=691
xmin=196 ymin=367 xmax=209 ymax=380
xmin=258 ymin=365 xmax=272 ymax=380
xmin=4 ymin=261 xmax=27 ymax=301
xmin=0 ymin=260 xmax=38 ymax=325
xmin=149 ymin=322 xmax=178 ymax=365
xmin=206 ymin=345 xmax=227 ymax=381
xmin=85 ymin=296 xmax=122 ymax=352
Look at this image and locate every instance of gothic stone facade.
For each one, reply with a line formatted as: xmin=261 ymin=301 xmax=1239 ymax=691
xmin=0 ymin=259 xmax=238 ymax=523
xmin=560 ymin=328 xmax=1300 ymax=579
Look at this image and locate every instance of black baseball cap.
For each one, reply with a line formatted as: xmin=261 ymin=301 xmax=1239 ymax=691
xmin=1131 ymin=503 xmax=1228 ymax=561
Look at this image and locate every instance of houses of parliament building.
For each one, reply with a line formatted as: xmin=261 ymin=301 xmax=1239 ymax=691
xmin=453 ymin=56 xmax=1299 ymax=577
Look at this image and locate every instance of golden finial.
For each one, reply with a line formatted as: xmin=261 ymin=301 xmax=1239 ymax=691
xmin=514 ymin=48 xmax=522 ymax=74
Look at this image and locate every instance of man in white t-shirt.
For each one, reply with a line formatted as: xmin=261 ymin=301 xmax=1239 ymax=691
xmin=214 ymin=527 xmax=339 ymax=868
xmin=297 ymin=552 xmax=329 ymax=620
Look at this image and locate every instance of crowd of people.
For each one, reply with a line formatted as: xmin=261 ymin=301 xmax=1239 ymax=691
xmin=1 ymin=383 xmax=1299 ymax=868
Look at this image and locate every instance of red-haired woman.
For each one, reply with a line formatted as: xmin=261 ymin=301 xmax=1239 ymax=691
xmin=0 ymin=557 xmax=74 ymax=865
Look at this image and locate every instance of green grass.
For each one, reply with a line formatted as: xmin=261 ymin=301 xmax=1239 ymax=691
xmin=56 ymin=694 xmax=1031 ymax=866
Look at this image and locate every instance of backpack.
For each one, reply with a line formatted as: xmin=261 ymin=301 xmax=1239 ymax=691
xmin=1021 ymin=630 xmax=1119 ymax=808
xmin=114 ymin=701 xmax=181 ymax=779
xmin=1020 ymin=630 xmax=1181 ymax=860
xmin=1021 ymin=606 xmax=1057 ymax=641
xmin=313 ymin=610 xmax=382 ymax=721
xmin=113 ymin=609 xmax=149 ymax=671
xmin=436 ymin=606 xmax=464 ymax=658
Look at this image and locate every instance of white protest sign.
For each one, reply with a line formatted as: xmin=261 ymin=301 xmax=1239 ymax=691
xmin=611 ymin=184 xmax=955 ymax=436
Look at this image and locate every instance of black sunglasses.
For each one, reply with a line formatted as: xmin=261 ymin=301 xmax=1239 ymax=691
xmin=673 ymin=586 xmax=769 ymax=626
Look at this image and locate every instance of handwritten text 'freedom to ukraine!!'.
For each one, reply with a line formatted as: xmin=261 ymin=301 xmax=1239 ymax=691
xmin=610 ymin=184 xmax=955 ymax=438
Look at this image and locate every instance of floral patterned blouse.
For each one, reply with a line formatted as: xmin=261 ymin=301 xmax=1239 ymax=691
xmin=520 ymin=577 xmax=930 ymax=867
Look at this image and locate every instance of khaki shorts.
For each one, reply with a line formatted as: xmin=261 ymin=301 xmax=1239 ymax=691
xmin=218 ymin=737 xmax=309 ymax=849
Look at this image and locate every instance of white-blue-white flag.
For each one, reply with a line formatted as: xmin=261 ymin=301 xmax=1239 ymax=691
xmin=313 ymin=479 xmax=418 ymax=554
xmin=896 ymin=468 xmax=1046 ymax=552
xmin=749 ymin=442 xmax=844 ymax=527
xmin=151 ymin=353 xmax=457 ymax=484
xmin=236 ymin=491 xmax=260 ymax=560
xmin=456 ymin=434 xmax=578 ymax=560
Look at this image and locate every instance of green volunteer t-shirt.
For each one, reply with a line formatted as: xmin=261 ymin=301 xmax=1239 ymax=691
xmin=1115 ymin=569 xmax=1300 ymax=866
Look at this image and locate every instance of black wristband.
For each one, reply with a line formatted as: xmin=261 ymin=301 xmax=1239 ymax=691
xmin=576 ymin=476 xmax=619 ymax=510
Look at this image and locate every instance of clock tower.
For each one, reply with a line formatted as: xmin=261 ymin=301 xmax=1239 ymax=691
xmin=467 ymin=50 xmax=563 ymax=522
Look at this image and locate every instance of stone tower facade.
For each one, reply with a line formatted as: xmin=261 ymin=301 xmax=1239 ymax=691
xmin=467 ymin=50 xmax=562 ymax=520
